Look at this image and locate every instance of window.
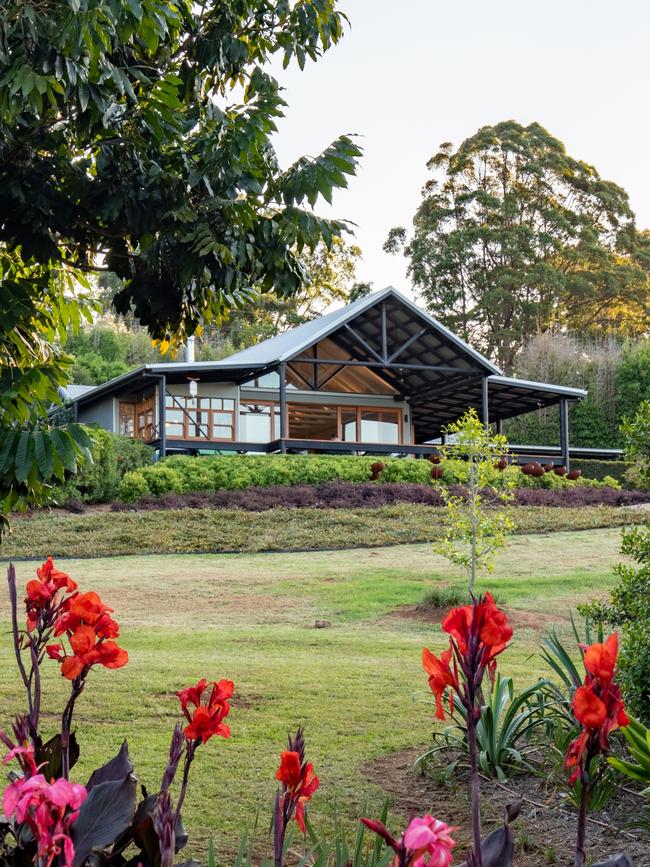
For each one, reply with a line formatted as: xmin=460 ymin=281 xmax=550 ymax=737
xmin=119 ymin=397 xmax=155 ymax=441
xmin=287 ymin=404 xmax=402 ymax=444
xmin=239 ymin=402 xmax=281 ymax=442
xmin=359 ymin=410 xmax=400 ymax=444
xmin=165 ymin=395 xmax=235 ymax=441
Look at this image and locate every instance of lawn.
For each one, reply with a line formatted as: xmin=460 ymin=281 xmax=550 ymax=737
xmin=0 ymin=527 xmax=628 ymax=862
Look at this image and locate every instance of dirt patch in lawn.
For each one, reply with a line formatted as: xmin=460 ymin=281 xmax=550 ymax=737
xmin=383 ymin=604 xmax=561 ymax=632
xmin=361 ymin=748 xmax=650 ymax=866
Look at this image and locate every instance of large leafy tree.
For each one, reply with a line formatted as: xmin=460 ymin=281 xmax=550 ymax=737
xmin=0 ymin=0 xmax=361 ymax=525
xmin=385 ymin=121 xmax=650 ymax=372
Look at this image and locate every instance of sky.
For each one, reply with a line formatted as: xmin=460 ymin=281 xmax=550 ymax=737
xmin=269 ymin=0 xmax=650 ymax=299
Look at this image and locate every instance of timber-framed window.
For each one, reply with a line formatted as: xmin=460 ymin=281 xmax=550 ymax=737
xmin=165 ymin=395 xmax=235 ymax=441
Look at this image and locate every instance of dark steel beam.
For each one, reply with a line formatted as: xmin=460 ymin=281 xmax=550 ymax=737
xmin=381 ymin=302 xmax=388 ymax=361
xmin=387 ymin=328 xmax=427 ymax=363
xmin=482 ymin=376 xmax=490 ymax=427
xmin=343 ymin=323 xmax=384 ymax=364
xmin=289 ymin=357 xmax=485 ymax=375
xmin=279 ymin=362 xmax=287 ymax=453
xmin=560 ymin=399 xmax=570 ymax=471
xmin=158 ymin=373 xmax=166 ymax=458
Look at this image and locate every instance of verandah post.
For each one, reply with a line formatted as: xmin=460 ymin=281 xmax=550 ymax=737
xmin=158 ymin=373 xmax=167 ymax=459
xmin=560 ymin=398 xmax=570 ymax=471
xmin=279 ymin=362 xmax=287 ymax=454
xmin=481 ymin=376 xmax=489 ymax=428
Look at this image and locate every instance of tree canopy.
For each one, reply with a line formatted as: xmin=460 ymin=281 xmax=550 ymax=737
xmin=0 ymin=0 xmax=361 ymax=523
xmin=385 ymin=121 xmax=650 ymax=372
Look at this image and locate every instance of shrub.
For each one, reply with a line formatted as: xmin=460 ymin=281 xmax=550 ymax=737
xmin=53 ymin=427 xmax=153 ymax=504
xmin=571 ymin=459 xmax=631 ymax=487
xmin=139 ymin=464 xmax=182 ymax=496
xmin=137 ymin=453 xmax=622 ymax=501
xmin=118 ymin=470 xmax=150 ymax=503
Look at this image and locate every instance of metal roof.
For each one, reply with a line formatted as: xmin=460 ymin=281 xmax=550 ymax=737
xmin=220 ymin=286 xmax=502 ymax=374
xmin=69 ymin=286 xmax=586 ymax=439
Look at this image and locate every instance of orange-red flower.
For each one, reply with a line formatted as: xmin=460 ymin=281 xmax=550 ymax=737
xmin=25 ymin=558 xmax=77 ymax=632
xmin=176 ymin=678 xmax=234 ymax=744
xmin=54 ymin=592 xmax=120 ymax=640
xmin=573 ymin=685 xmax=607 ymax=730
xmin=582 ymin=633 xmax=618 ymax=684
xmin=422 ymin=646 xmax=458 ymax=721
xmin=276 ymin=750 xmax=320 ymax=833
xmin=441 ymin=592 xmax=512 ymax=664
xmin=565 ymin=632 xmax=629 ymax=784
xmin=47 ymin=589 xmax=127 ymax=681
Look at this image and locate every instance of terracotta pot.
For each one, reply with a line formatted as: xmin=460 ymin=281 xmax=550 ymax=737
xmin=542 ymin=463 xmax=554 ymax=473
xmin=494 ymin=458 xmax=508 ymax=471
xmin=521 ymin=463 xmax=535 ymax=475
xmin=428 ymin=454 xmax=441 ymax=464
xmin=567 ymin=469 xmax=582 ymax=481
xmin=554 ymin=466 xmax=567 ymax=476
xmin=530 ymin=463 xmax=545 ymax=478
xmin=370 ymin=461 xmax=385 ymax=481
xmin=430 ymin=466 xmax=443 ymax=480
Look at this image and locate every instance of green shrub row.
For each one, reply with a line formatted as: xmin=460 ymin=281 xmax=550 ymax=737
xmin=570 ymin=459 xmax=630 ymax=486
xmin=54 ymin=426 xmax=154 ymax=504
xmin=117 ymin=454 xmax=621 ymax=503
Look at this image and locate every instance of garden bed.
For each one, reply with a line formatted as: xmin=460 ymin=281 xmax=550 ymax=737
xmin=104 ymin=482 xmax=650 ymax=513
xmin=363 ymin=747 xmax=649 ymax=866
xmin=5 ymin=503 xmax=649 ymax=558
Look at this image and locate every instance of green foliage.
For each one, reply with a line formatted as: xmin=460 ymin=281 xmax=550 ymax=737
xmin=0 ymin=0 xmax=361 ymax=530
xmin=0 ymin=254 xmax=98 ymax=530
xmin=386 ymin=121 xmax=650 ymax=372
xmin=53 ymin=427 xmax=153 ymax=503
xmin=580 ymin=526 xmax=650 ymax=723
xmin=621 ymin=400 xmax=650 ymax=487
xmin=571 ymin=460 xmax=631 ymax=486
xmin=139 ymin=465 xmax=182 ymax=497
xmin=505 ymin=335 xmax=650 ymax=450
xmin=420 ymin=585 xmax=467 ymax=609
xmin=433 ymin=410 xmax=515 ymax=593
xmin=608 ymin=717 xmax=650 ymax=793
xmin=416 ymin=674 xmax=549 ymax=781
xmin=118 ymin=470 xmax=151 ymax=504
xmin=0 ymin=0 xmax=361 ymax=348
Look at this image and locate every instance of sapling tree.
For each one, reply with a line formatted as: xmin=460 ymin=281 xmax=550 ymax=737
xmin=434 ymin=409 xmax=514 ymax=595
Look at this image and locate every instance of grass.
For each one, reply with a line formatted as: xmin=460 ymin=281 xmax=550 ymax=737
xmin=0 ymin=527 xmax=629 ymax=862
xmin=3 ymin=503 xmax=648 ymax=557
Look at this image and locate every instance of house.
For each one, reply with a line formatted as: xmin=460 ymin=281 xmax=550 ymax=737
xmin=64 ymin=287 xmax=591 ymax=468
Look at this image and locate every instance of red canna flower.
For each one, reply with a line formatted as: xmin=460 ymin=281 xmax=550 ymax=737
xmin=442 ymin=591 xmax=512 ymax=664
xmin=275 ymin=749 xmax=320 ymax=833
xmin=176 ymin=678 xmax=234 ymax=744
xmin=421 ymin=646 xmax=458 ymax=721
xmin=47 ymin=590 xmax=127 ymax=681
xmin=565 ymin=632 xmax=629 ymax=785
xmin=582 ymin=633 xmax=618 ymax=684
xmin=25 ymin=558 xmax=77 ymax=632
xmin=573 ymin=685 xmax=607 ymax=730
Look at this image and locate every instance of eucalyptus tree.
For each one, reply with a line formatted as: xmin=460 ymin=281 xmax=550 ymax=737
xmin=386 ymin=121 xmax=649 ymax=372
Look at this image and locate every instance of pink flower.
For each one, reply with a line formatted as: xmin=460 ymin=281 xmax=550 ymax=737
xmin=403 ymin=815 xmax=457 ymax=867
xmin=2 ymin=768 xmax=86 ymax=867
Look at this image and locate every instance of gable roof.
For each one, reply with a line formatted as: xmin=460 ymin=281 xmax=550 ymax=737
xmin=217 ymin=286 xmax=502 ymax=374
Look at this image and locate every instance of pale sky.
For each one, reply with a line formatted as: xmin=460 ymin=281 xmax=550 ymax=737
xmin=270 ymin=0 xmax=650 ymax=299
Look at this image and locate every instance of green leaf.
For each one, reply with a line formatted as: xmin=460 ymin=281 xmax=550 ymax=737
xmin=50 ymin=428 xmax=77 ymax=473
xmin=34 ymin=430 xmax=55 ymax=478
xmin=14 ymin=431 xmax=34 ymax=483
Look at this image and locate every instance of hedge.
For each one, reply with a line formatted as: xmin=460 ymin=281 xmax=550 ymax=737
xmin=117 ymin=454 xmax=622 ymax=503
xmin=570 ymin=459 xmax=631 ymax=486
